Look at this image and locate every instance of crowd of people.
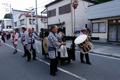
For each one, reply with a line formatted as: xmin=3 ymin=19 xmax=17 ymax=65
xmin=0 ymin=25 xmax=91 ymax=76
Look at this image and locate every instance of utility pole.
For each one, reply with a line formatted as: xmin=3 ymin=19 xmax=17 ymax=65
xmin=35 ymin=0 xmax=38 ymax=33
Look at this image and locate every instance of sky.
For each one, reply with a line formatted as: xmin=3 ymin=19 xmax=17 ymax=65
xmin=0 ymin=0 xmax=54 ymax=19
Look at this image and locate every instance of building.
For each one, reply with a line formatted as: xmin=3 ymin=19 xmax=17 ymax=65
xmin=88 ymin=0 xmax=120 ymax=43
xmin=0 ymin=19 xmax=12 ymax=32
xmin=45 ymin=0 xmax=96 ymax=36
xmin=19 ymin=14 xmax=47 ymax=32
xmin=12 ymin=9 xmax=30 ymax=29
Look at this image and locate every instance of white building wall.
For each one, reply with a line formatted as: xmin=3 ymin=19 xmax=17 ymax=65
xmin=3 ymin=19 xmax=12 ymax=29
xmin=75 ymin=1 xmax=93 ymax=29
xmin=12 ymin=10 xmax=30 ymax=28
xmin=47 ymin=0 xmax=94 ymax=36
xmin=19 ymin=15 xmax=46 ymax=32
xmin=38 ymin=18 xmax=45 ymax=32
xmin=19 ymin=15 xmax=26 ymax=28
xmin=47 ymin=0 xmax=72 ymax=36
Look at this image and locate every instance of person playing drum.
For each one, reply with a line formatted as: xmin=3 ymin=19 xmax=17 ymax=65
xmin=80 ymin=27 xmax=92 ymax=65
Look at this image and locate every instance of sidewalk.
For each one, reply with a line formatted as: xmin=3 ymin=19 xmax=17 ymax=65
xmin=91 ymin=43 xmax=120 ymax=58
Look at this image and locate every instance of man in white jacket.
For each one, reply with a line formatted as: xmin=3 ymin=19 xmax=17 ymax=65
xmin=11 ymin=29 xmax=19 ymax=54
xmin=25 ymin=28 xmax=42 ymax=62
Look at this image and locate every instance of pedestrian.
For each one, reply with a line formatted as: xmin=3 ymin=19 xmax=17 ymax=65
xmin=80 ymin=27 xmax=91 ymax=65
xmin=48 ymin=25 xmax=66 ymax=76
xmin=25 ymin=28 xmax=42 ymax=62
xmin=32 ymin=28 xmax=40 ymax=53
xmin=1 ymin=31 xmax=5 ymax=43
xmin=21 ymin=27 xmax=28 ymax=57
xmin=32 ymin=28 xmax=38 ymax=36
xmin=8 ymin=32 xmax=11 ymax=39
xmin=6 ymin=31 xmax=9 ymax=40
xmin=85 ymin=24 xmax=91 ymax=36
xmin=0 ymin=32 xmax=3 ymax=47
xmin=11 ymin=29 xmax=19 ymax=54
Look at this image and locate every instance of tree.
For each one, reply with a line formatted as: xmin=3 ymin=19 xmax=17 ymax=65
xmin=4 ymin=13 xmax=12 ymax=19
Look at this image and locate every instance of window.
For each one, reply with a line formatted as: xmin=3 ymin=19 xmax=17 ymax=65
xmin=99 ymin=22 xmax=106 ymax=33
xmin=59 ymin=4 xmax=71 ymax=15
xmin=6 ymin=20 xmax=11 ymax=24
xmin=93 ymin=23 xmax=99 ymax=33
xmin=47 ymin=9 xmax=56 ymax=17
xmin=92 ymin=22 xmax=106 ymax=33
xmin=29 ymin=19 xmax=35 ymax=25
xmin=7 ymin=26 xmax=11 ymax=29
xmin=20 ymin=19 xmax=25 ymax=25
xmin=14 ymin=22 xmax=17 ymax=27
xmin=41 ymin=18 xmax=47 ymax=23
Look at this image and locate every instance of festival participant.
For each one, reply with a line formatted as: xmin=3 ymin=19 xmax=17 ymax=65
xmin=11 ymin=29 xmax=19 ymax=54
xmin=48 ymin=25 xmax=66 ymax=76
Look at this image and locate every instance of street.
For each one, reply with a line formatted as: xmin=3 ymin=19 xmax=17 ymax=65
xmin=0 ymin=40 xmax=120 ymax=80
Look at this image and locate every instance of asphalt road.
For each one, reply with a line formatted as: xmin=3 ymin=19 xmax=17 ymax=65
xmin=0 ymin=40 xmax=120 ymax=80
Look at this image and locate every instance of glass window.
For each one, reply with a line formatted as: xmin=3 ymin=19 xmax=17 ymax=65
xmin=47 ymin=9 xmax=56 ymax=17
xmin=14 ymin=22 xmax=17 ymax=27
xmin=59 ymin=4 xmax=71 ymax=15
xmin=20 ymin=19 xmax=24 ymax=25
xmin=29 ymin=19 xmax=35 ymax=25
xmin=65 ymin=4 xmax=71 ymax=13
xmin=93 ymin=23 xmax=99 ymax=33
xmin=99 ymin=22 xmax=106 ymax=33
xmin=33 ymin=19 xmax=35 ymax=24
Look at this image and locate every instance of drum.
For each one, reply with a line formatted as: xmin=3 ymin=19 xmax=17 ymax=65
xmin=43 ymin=37 xmax=48 ymax=53
xmin=74 ymin=34 xmax=93 ymax=54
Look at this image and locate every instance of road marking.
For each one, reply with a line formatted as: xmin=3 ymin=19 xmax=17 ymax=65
xmin=76 ymin=51 xmax=120 ymax=61
xmin=94 ymin=46 xmax=120 ymax=51
xmin=4 ymin=43 xmax=86 ymax=80
xmin=90 ymin=53 xmax=120 ymax=61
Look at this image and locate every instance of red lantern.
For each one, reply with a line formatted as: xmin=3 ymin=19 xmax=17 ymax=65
xmin=72 ymin=0 xmax=79 ymax=9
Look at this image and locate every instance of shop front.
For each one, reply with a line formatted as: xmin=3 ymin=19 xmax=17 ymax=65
xmin=108 ymin=19 xmax=120 ymax=42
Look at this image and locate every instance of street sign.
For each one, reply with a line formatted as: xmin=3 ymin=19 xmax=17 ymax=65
xmin=72 ymin=0 xmax=79 ymax=9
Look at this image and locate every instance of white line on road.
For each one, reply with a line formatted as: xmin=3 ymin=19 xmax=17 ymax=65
xmin=90 ymin=53 xmax=120 ymax=61
xmin=76 ymin=51 xmax=120 ymax=61
xmin=4 ymin=43 xmax=86 ymax=80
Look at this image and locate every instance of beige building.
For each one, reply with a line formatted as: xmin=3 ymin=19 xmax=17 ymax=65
xmin=88 ymin=0 xmax=120 ymax=43
xmin=19 ymin=14 xmax=47 ymax=32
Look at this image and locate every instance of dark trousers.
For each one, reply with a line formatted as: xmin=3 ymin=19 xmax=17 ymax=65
xmin=80 ymin=52 xmax=90 ymax=63
xmin=7 ymin=35 xmax=9 ymax=40
xmin=2 ymin=38 xmax=5 ymax=43
xmin=26 ymin=49 xmax=36 ymax=61
xmin=13 ymin=43 xmax=17 ymax=53
xmin=50 ymin=58 xmax=58 ymax=74
xmin=23 ymin=46 xmax=27 ymax=56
